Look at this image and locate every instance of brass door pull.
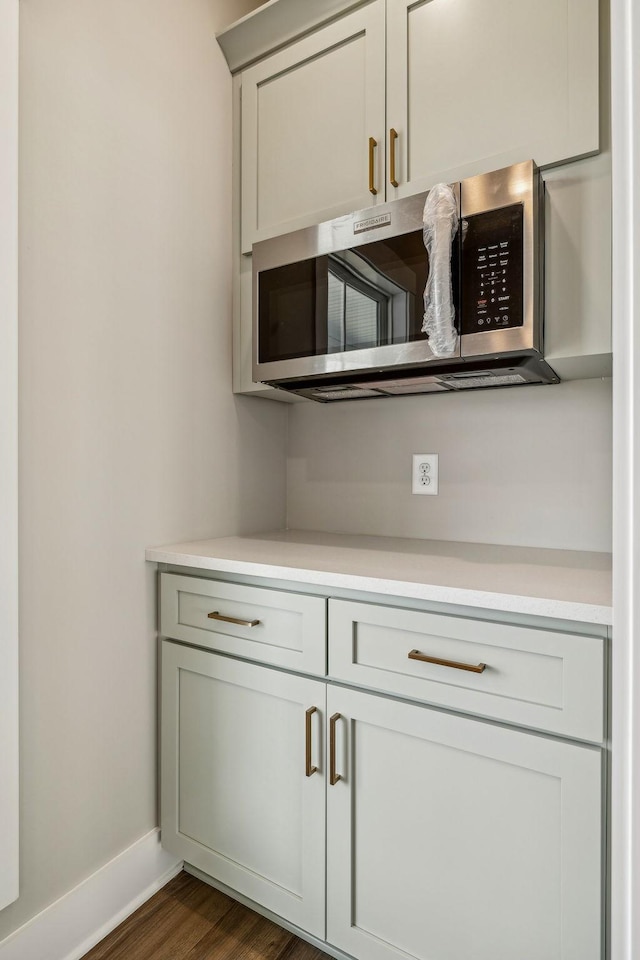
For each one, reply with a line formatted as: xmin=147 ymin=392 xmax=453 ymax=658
xmin=389 ymin=128 xmax=399 ymax=188
xmin=368 ymin=136 xmax=378 ymax=195
xmin=305 ymin=706 xmax=318 ymax=777
xmin=329 ymin=712 xmax=343 ymax=785
xmin=207 ymin=611 xmax=261 ymax=627
xmin=408 ymin=649 xmax=486 ymax=674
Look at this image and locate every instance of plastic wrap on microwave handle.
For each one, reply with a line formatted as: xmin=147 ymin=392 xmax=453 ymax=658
xmin=421 ymin=183 xmax=459 ymax=357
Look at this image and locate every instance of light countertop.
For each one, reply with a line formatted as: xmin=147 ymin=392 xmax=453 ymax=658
xmin=146 ymin=530 xmax=612 ymax=626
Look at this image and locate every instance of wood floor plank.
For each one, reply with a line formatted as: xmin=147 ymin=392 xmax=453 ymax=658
xmin=82 ymin=873 xmax=235 ymax=960
xmin=278 ymin=939 xmax=330 ymax=960
xmin=80 ymin=872 xmax=330 ymax=960
xmin=182 ymin=900 xmax=294 ymax=960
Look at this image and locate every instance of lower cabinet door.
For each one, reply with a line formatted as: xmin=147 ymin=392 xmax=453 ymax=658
xmin=161 ymin=640 xmax=326 ymax=938
xmin=326 ymin=687 xmax=603 ymax=960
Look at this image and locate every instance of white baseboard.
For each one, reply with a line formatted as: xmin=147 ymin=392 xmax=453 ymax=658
xmin=0 ymin=829 xmax=182 ymax=960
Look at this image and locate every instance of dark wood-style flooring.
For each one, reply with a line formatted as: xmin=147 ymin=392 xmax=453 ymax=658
xmin=81 ymin=871 xmax=330 ymax=960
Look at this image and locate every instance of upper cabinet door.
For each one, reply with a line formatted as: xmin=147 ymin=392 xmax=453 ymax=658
xmin=385 ymin=0 xmax=600 ymax=199
xmin=240 ymin=1 xmax=386 ymax=253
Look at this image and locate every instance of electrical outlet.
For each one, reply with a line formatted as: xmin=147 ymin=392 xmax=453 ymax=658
xmin=412 ymin=454 xmax=439 ymax=495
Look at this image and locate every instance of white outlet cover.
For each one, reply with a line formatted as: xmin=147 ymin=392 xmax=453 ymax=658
xmin=412 ymin=454 xmax=439 ymax=495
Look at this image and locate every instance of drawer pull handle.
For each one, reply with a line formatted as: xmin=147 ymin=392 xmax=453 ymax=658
xmin=389 ymin=127 xmax=399 ymax=188
xmin=207 ymin=611 xmax=261 ymax=628
xmin=368 ymin=136 xmax=378 ymax=195
xmin=305 ymin=706 xmax=318 ymax=777
xmin=329 ymin=712 xmax=343 ymax=785
xmin=408 ymin=649 xmax=486 ymax=674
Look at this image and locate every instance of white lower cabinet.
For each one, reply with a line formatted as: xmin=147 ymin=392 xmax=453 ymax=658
xmin=326 ymin=685 xmax=602 ymax=960
xmin=160 ymin=585 xmax=605 ymax=960
xmin=160 ymin=641 xmax=326 ymax=938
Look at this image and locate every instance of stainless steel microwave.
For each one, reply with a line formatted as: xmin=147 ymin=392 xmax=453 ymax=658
xmin=252 ymin=161 xmax=559 ymax=401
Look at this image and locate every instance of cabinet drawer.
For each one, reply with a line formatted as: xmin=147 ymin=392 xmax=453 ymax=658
xmin=329 ymin=600 xmax=605 ymax=742
xmin=161 ymin=574 xmax=326 ymax=675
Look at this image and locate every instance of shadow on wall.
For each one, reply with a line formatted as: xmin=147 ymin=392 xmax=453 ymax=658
xmin=233 ymin=395 xmax=288 ymax=536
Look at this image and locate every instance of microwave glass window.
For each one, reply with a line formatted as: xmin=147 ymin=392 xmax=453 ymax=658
xmin=352 ymin=233 xmax=427 ymax=344
xmin=327 ymin=256 xmax=390 ymax=352
xmin=258 ymin=257 xmax=321 ymax=363
xmin=355 ymin=230 xmax=460 ymax=343
xmin=344 ymin=285 xmax=382 ymax=349
xmin=327 ymin=270 xmax=345 ymax=350
xmin=258 ymin=229 xmax=459 ymax=363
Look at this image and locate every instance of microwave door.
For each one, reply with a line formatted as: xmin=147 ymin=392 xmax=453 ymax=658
xmin=254 ymin=213 xmax=462 ymax=384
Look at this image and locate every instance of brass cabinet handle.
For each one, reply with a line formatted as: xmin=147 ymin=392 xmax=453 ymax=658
xmin=329 ymin=712 xmax=343 ymax=785
xmin=207 ymin=611 xmax=260 ymax=628
xmin=368 ymin=136 xmax=378 ymax=195
xmin=408 ymin=649 xmax=486 ymax=674
xmin=389 ymin=128 xmax=399 ymax=188
xmin=305 ymin=706 xmax=318 ymax=777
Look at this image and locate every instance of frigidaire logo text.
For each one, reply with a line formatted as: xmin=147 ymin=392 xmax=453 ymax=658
xmin=353 ymin=213 xmax=392 ymax=234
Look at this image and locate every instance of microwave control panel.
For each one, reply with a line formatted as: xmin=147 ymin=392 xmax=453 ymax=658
xmin=460 ymin=203 xmax=524 ymax=335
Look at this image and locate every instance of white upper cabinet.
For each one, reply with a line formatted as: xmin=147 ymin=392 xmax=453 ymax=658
xmin=238 ymin=0 xmax=599 ymax=252
xmin=385 ymin=0 xmax=600 ymax=199
xmin=228 ymin=0 xmax=604 ymax=395
xmin=240 ymin=2 xmax=386 ymax=253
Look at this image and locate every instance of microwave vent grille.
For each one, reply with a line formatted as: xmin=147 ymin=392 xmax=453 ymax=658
xmin=441 ymin=372 xmax=528 ymax=390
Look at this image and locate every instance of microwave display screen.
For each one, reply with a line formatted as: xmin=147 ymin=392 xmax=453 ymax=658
xmin=258 ymin=231 xmax=460 ymax=364
xmin=460 ymin=203 xmax=524 ymax=335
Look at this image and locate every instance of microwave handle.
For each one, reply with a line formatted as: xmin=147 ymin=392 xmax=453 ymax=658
xmin=421 ymin=184 xmax=459 ymax=358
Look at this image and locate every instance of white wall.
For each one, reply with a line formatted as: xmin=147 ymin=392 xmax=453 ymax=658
xmin=0 ymin=0 xmax=19 ymax=914
xmin=287 ymin=377 xmax=612 ymax=552
xmin=610 ymin=0 xmax=640 ymax=952
xmin=0 ymin=0 xmax=285 ymax=942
